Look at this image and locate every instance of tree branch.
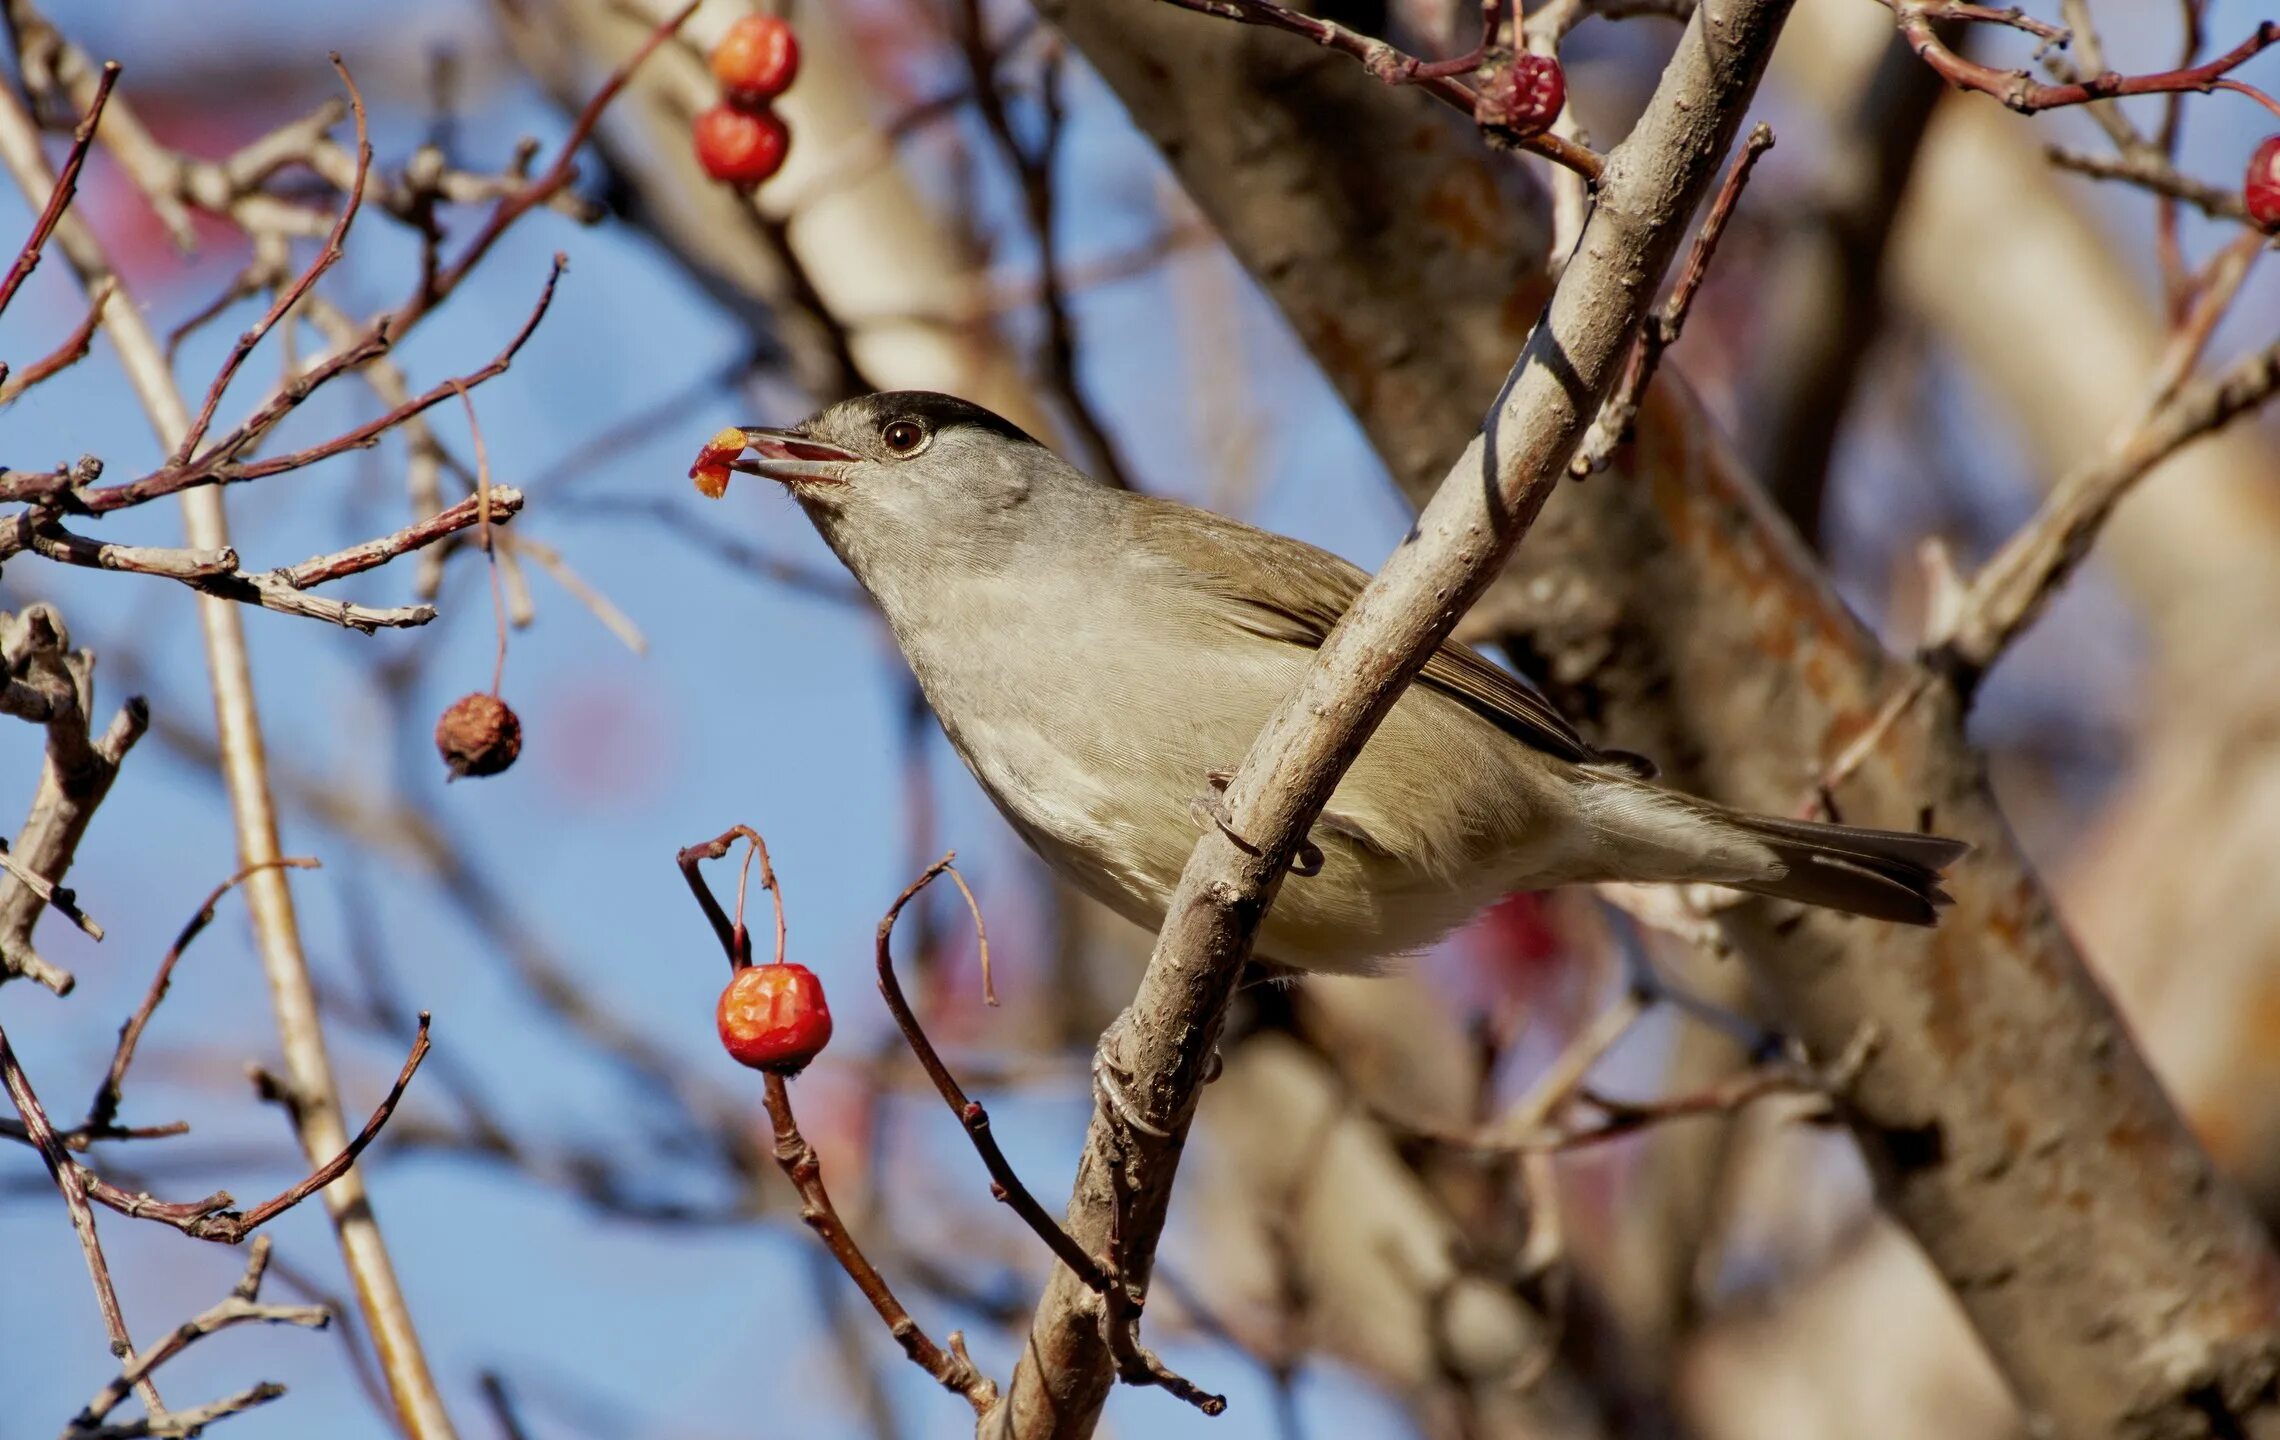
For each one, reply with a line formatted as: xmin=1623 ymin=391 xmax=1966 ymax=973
xmin=999 ymin=0 xmax=1796 ymax=1430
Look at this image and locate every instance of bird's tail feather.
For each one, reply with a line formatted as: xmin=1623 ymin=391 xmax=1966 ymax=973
xmin=1718 ymin=810 xmax=1969 ymax=926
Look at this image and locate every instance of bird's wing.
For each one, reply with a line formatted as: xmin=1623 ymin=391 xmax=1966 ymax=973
xmin=1133 ymin=495 xmax=1604 ymax=767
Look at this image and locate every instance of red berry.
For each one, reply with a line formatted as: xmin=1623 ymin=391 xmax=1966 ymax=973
xmin=689 ymin=425 xmax=748 ymax=498
xmin=711 ymin=15 xmax=800 ymax=103
xmin=717 ymin=963 xmax=833 ymax=1074
xmin=434 ymin=693 xmax=521 ymax=780
xmin=2247 ymin=135 xmax=2280 ymax=233
xmin=1475 ymin=53 xmax=1566 ymax=138
xmin=693 ymin=104 xmax=790 ymax=188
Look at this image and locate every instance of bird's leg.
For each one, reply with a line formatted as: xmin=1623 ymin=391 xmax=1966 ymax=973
xmin=1189 ymin=768 xmax=1324 ymax=876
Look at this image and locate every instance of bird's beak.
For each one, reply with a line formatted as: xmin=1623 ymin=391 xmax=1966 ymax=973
xmin=731 ymin=427 xmax=858 ymax=487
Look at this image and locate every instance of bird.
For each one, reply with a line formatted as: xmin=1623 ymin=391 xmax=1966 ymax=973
xmin=714 ymin=390 xmax=1967 ymax=976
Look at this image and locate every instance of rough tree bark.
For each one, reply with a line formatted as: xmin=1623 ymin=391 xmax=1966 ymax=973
xmin=1033 ymin=3 xmax=2280 ymax=1437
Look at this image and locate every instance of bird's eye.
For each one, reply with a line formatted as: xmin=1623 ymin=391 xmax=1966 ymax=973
xmin=881 ymin=419 xmax=929 ymax=455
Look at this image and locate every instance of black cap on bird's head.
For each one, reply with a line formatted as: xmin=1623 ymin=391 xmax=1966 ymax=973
xmin=721 ymin=392 xmax=1085 ymax=592
xmin=731 ymin=391 xmax=1043 ymax=492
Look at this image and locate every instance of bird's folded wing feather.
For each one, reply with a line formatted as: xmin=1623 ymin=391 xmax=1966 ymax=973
xmin=1133 ymin=495 xmax=1601 ymax=766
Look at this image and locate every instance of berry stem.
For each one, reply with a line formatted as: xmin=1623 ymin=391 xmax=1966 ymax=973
xmin=451 ymin=383 xmax=510 ymax=698
xmin=2214 ymin=78 xmax=2280 ymax=122
xmin=677 ymin=824 xmax=787 ymax=974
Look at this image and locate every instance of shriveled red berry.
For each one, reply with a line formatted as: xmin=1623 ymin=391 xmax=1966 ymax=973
xmin=690 ymin=426 xmax=749 ymax=498
xmin=693 ymin=104 xmax=790 ymax=188
xmin=717 ymin=962 xmax=833 ymax=1074
xmin=2246 ymin=135 xmax=2280 ymax=233
xmin=434 ymin=693 xmax=521 ymax=780
xmin=711 ymin=15 xmax=800 ymax=104
xmin=1475 ymin=53 xmax=1566 ymax=138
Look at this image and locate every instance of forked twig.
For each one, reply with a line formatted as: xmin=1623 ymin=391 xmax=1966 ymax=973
xmin=677 ymin=827 xmax=999 ymax=1415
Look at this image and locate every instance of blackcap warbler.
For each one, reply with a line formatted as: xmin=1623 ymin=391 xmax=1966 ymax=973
xmin=720 ymin=392 xmax=1966 ymax=974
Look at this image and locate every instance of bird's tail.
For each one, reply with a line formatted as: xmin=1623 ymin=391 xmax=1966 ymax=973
xmin=1718 ymin=810 xmax=1969 ymax=925
xmin=1581 ymin=776 xmax=1970 ymax=925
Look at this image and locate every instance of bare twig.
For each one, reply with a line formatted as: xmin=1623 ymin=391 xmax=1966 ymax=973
xmin=1934 ymin=318 xmax=2280 ymax=686
xmin=170 ymin=55 xmax=372 ymax=465
xmin=1892 ymin=7 xmax=2277 ymax=114
xmin=88 ymin=859 xmax=323 ymax=1133
xmin=64 ymin=1237 xmax=329 ymax=1438
xmin=63 ymin=1015 xmax=430 ymax=1244
xmin=881 ymin=856 xmax=1224 ymax=1415
xmin=761 ymin=1073 xmax=1001 ymax=1414
xmin=677 ymin=829 xmax=1000 ymax=1415
xmin=392 ymin=0 xmax=698 ymax=329
xmin=31 ymin=257 xmax=568 ymax=517
xmin=7 ymin=520 xmax=447 ymax=632
xmin=0 ymin=605 xmax=145 ymax=994
xmin=0 ymin=278 xmax=109 ymax=403
xmin=1573 ymin=122 xmax=1773 ymax=475
xmin=2042 ymin=144 xmax=2250 ymax=223
xmin=0 ymin=57 xmax=114 ymax=319
xmin=273 ymin=488 xmax=526 ymax=590
xmin=1151 ymin=0 xmax=1606 ymax=181
xmin=1395 ymin=1022 xmax=1877 ymax=1153
xmin=0 ymin=1023 xmax=162 ymax=1416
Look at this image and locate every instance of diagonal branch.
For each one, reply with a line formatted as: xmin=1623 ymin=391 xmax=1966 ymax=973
xmin=997 ymin=0 xmax=1798 ymax=1431
xmin=0 ymin=1022 xmax=163 ymax=1417
xmin=0 ymin=57 xmax=114 ymax=320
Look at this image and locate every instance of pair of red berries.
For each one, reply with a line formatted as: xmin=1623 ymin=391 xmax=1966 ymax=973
xmin=694 ymin=14 xmax=800 ymax=189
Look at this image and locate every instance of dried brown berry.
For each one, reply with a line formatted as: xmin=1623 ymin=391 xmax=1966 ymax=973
xmin=434 ymin=693 xmax=521 ymax=780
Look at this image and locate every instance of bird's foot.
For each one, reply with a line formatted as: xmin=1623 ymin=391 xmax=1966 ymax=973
xmin=1188 ymin=768 xmax=1323 ymax=875
xmin=1091 ymin=1010 xmax=1172 ymax=1140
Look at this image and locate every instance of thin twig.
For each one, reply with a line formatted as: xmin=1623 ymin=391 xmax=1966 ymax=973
xmin=0 ymin=1023 xmax=162 ymax=1416
xmin=64 ymin=1015 xmax=431 ymax=1243
xmin=88 ymin=858 xmax=323 ymax=1133
xmin=170 ymin=55 xmax=372 ymax=465
xmin=0 ymin=278 xmax=110 ymax=403
xmin=878 ymin=856 xmax=1224 ymax=1417
xmin=65 ymin=1237 xmax=328 ymax=1438
xmin=0 ymin=59 xmax=116 ymax=319
xmin=392 ymin=0 xmax=699 ymax=329
xmin=761 ymin=1073 xmax=1000 ymax=1414
xmin=878 ymin=856 xmax=1108 ymax=1289
xmin=1573 ymin=122 xmax=1773 ymax=475
xmin=1151 ymin=0 xmax=1605 ymax=181
xmin=1893 ymin=8 xmax=2276 ymax=114
xmin=675 ymin=827 xmax=999 ymax=1414
xmin=2042 ymin=144 xmax=2249 ymax=223
xmin=272 ymin=489 xmax=526 ymax=590
xmin=48 ymin=257 xmax=568 ymax=516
